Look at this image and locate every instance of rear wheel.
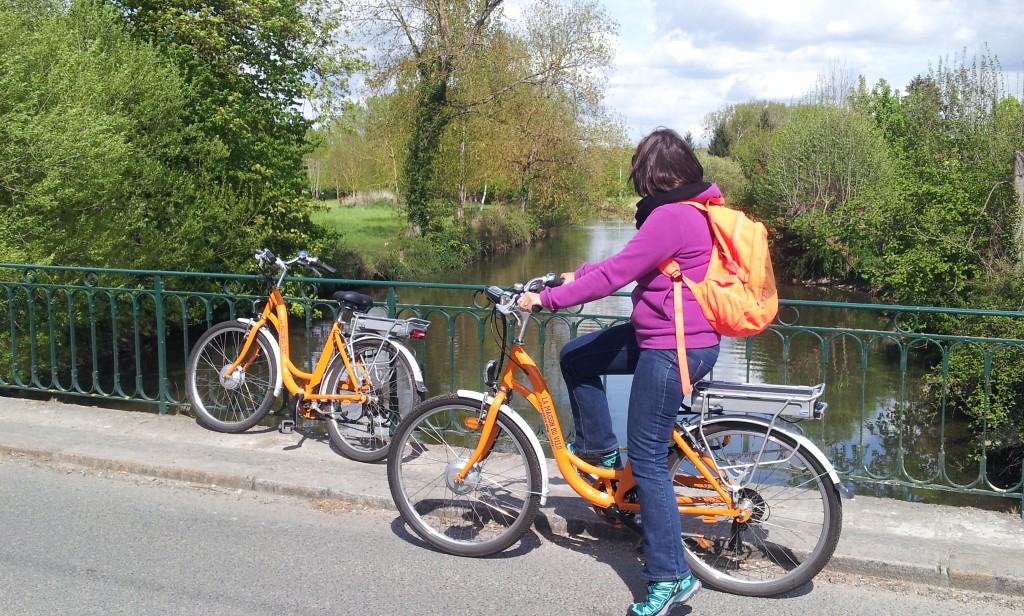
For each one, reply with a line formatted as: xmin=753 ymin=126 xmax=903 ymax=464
xmin=323 ymin=339 xmax=420 ymax=462
xmin=185 ymin=321 xmax=278 ymax=433
xmin=671 ymin=421 xmax=842 ymax=596
xmin=387 ymin=394 xmax=543 ymax=557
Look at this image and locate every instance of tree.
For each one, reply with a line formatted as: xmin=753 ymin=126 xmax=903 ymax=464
xmin=704 ymin=100 xmax=788 ymax=161
xmin=0 ymin=0 xmax=189 ymax=267
xmin=760 ymin=104 xmax=897 ymax=281
xmin=348 ymin=0 xmax=621 ymax=233
xmin=111 ymin=0 xmax=360 ymax=266
xmin=349 ymin=0 xmax=504 ymax=233
xmin=860 ymin=49 xmax=1024 ymax=306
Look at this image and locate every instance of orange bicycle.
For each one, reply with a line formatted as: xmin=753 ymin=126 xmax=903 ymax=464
xmin=185 ymin=249 xmax=429 ymax=462
xmin=387 ymin=274 xmax=843 ymax=596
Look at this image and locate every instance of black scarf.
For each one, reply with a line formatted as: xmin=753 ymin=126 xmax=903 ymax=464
xmin=633 ymin=182 xmax=712 ymax=229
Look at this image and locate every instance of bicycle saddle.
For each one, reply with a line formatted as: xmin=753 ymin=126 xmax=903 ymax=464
xmin=332 ymin=290 xmax=374 ymax=313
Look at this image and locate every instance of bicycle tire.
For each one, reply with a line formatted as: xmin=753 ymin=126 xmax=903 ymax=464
xmin=185 ymin=321 xmax=278 ymax=433
xmin=671 ymin=420 xmax=842 ymax=597
xmin=322 ymin=338 xmax=421 ymax=463
xmin=387 ymin=394 xmax=543 ymax=557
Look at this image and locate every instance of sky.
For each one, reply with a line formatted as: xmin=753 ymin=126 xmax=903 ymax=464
xmin=511 ymin=0 xmax=1024 ymax=143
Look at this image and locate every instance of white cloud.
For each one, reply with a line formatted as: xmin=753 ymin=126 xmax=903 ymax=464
xmin=497 ymin=0 xmax=1023 ymax=142
xmin=595 ymin=0 xmax=1024 ymax=142
xmin=825 ymin=20 xmax=854 ymax=36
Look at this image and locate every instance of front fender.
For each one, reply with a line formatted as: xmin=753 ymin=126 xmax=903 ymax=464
xmin=457 ymin=389 xmax=550 ymax=506
xmin=351 ymin=334 xmax=427 ymax=393
xmin=686 ymin=414 xmax=843 ymax=488
xmin=235 ymin=318 xmax=284 ymax=396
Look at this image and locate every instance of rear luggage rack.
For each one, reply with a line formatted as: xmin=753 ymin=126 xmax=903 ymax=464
xmin=692 ymin=381 xmax=827 ymax=419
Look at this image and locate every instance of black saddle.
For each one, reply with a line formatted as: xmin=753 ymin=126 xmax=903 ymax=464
xmin=332 ymin=290 xmax=374 ymax=313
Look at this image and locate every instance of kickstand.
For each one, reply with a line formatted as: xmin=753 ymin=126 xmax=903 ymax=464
xmin=280 ymin=393 xmax=303 ymax=434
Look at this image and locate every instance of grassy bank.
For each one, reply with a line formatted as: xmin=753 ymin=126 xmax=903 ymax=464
xmin=312 ymin=198 xmax=407 ymax=261
xmin=312 ymin=198 xmax=535 ymax=280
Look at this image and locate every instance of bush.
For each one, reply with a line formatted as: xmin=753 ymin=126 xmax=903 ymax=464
xmin=697 ymin=152 xmax=749 ymax=203
xmin=476 ymin=206 xmax=535 ymax=255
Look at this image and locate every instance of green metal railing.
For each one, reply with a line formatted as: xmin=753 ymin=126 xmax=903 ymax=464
xmin=1 ymin=262 xmax=1022 ymax=511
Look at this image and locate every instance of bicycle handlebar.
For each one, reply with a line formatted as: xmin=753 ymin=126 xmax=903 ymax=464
xmin=254 ymin=248 xmax=338 ymax=285
xmin=485 ymin=273 xmax=563 ymax=315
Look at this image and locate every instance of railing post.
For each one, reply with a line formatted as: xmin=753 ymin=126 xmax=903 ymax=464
xmin=154 ymin=274 xmax=169 ymax=414
xmin=386 ymin=286 xmax=398 ymax=318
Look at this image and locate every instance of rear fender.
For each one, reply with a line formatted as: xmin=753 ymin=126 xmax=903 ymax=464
xmin=686 ymin=414 xmax=842 ymax=488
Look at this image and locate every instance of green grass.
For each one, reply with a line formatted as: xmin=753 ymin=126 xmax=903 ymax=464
xmin=312 ymin=199 xmax=406 ymax=257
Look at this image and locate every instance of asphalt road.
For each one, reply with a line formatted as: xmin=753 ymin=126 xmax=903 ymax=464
xmin=1 ymin=456 xmax=1021 ymax=616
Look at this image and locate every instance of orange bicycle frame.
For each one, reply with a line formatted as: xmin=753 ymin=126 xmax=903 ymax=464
xmin=455 ymin=338 xmax=741 ymax=518
xmin=223 ymin=288 xmax=368 ymax=405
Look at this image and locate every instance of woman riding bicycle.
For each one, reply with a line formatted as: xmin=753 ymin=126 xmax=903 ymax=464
xmin=518 ymin=127 xmax=721 ymax=616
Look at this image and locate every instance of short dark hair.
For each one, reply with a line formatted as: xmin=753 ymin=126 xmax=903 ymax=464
xmin=629 ymin=128 xmax=704 ymax=197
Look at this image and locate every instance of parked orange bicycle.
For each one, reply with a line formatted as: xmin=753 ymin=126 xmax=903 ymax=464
xmin=387 ymin=273 xmax=843 ymax=597
xmin=185 ymin=249 xmax=429 ymax=462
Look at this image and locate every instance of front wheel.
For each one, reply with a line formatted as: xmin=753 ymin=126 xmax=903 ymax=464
xmin=185 ymin=321 xmax=278 ymax=433
xmin=323 ymin=338 xmax=420 ymax=462
xmin=387 ymin=394 xmax=543 ymax=557
xmin=671 ymin=421 xmax=843 ymax=596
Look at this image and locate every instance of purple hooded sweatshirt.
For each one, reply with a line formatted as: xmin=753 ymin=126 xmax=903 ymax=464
xmin=539 ymin=184 xmax=722 ymax=350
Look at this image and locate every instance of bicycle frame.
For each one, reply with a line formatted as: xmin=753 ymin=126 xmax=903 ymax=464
xmin=454 ymin=319 xmax=744 ymax=522
xmin=224 ymin=286 xmax=369 ymax=406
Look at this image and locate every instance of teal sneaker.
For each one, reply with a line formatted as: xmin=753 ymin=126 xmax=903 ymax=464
xmin=567 ymin=442 xmax=621 ymax=469
xmin=627 ymin=576 xmax=701 ymax=616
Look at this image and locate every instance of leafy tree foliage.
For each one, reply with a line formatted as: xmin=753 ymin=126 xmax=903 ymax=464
xmin=110 ymin=0 xmax=360 ymax=268
xmin=759 ymin=104 xmax=898 ymax=281
xmin=852 ymin=51 xmax=1023 ymax=307
xmin=339 ymin=0 xmax=624 ymax=237
xmin=1 ymin=0 xmax=358 ymax=272
xmin=0 ymin=0 xmax=191 ymax=267
xmin=713 ymin=50 xmax=1024 ymax=453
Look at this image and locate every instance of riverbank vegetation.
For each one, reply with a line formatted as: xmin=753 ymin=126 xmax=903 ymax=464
xmin=700 ymin=56 xmax=1024 ymax=455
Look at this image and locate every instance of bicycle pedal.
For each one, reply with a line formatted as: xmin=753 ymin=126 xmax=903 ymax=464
xmin=279 ymin=419 xmax=295 ymax=434
xmin=592 ymin=506 xmax=622 ymax=528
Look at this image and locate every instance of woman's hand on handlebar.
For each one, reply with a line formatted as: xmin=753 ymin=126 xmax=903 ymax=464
xmin=517 ymin=291 xmax=544 ymax=313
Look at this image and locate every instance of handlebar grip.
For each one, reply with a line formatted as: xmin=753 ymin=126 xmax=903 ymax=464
xmin=319 ymin=262 xmax=338 ymax=275
xmin=263 ymin=248 xmax=277 ymax=263
xmin=531 ymin=304 xmax=543 ymax=314
xmin=547 ymin=275 xmax=564 ymax=288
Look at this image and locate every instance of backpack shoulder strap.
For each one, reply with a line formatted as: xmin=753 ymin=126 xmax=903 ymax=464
xmin=658 ymin=258 xmax=692 ymax=395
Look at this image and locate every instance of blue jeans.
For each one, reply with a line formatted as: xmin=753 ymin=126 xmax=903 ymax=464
xmin=559 ymin=322 xmax=719 ymax=582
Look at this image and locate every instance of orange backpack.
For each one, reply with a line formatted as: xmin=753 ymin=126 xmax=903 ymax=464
xmin=659 ymin=197 xmax=778 ymax=394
